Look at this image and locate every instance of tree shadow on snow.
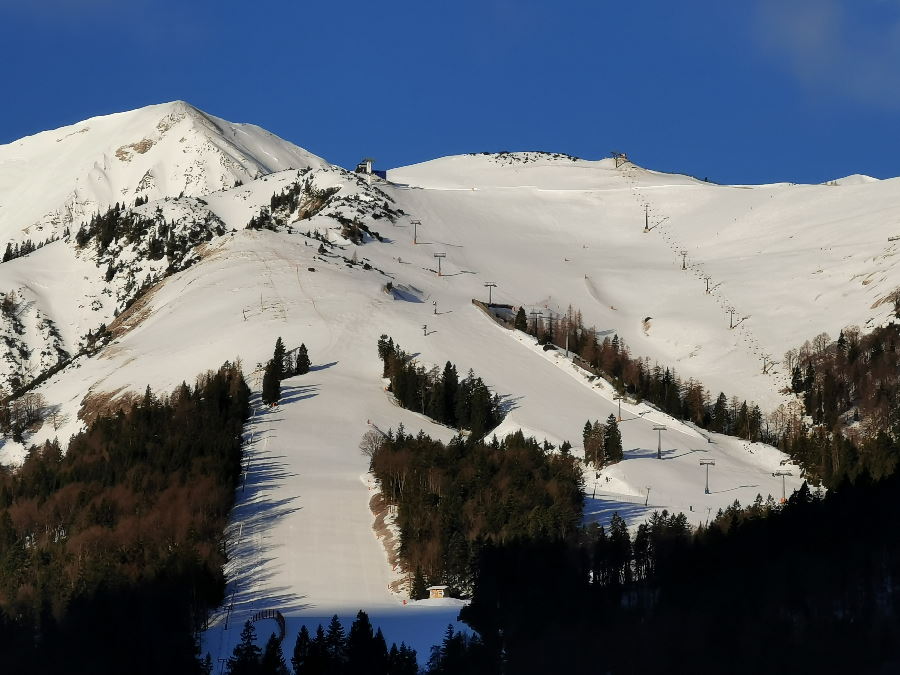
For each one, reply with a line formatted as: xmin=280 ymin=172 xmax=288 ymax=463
xmin=582 ymin=495 xmax=658 ymax=528
xmin=309 ymin=361 xmax=337 ymax=372
xmin=390 ymin=287 xmax=425 ymax=303
xmin=277 ymin=384 xmax=320 ymax=406
xmin=666 ymin=448 xmax=710 ymax=460
xmin=497 ymin=394 xmax=523 ymax=415
xmin=212 ymin=443 xmax=309 ymax=625
xmin=625 ymin=446 xmax=705 ymax=461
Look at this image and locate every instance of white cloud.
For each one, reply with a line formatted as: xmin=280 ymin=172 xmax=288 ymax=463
xmin=754 ymin=0 xmax=900 ymax=108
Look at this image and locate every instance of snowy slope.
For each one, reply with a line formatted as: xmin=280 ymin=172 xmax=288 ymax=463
xmin=389 ymin=154 xmax=900 ymax=411
xmin=0 ymin=101 xmax=327 ymax=244
xmin=5 ymin=109 xmax=900 ymax=659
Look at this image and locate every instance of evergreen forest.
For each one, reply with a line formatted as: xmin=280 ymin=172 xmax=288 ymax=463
xmin=0 ymin=362 xmax=249 ymax=675
xmin=369 ymin=427 xmax=583 ymax=595
xmin=377 ymin=335 xmax=503 ymax=438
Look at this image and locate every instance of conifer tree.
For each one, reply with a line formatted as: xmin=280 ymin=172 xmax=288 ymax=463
xmin=608 ymin=513 xmax=632 ymax=585
xmin=388 ymin=643 xmax=419 ymax=675
xmin=373 ymin=629 xmax=389 ymax=674
xmin=712 ymin=392 xmax=729 ymax=433
xmin=295 ymin=343 xmax=311 ymax=375
xmin=441 ymin=361 xmax=458 ymax=427
xmin=604 ymin=414 xmax=623 ymax=463
xmin=260 ymin=632 xmax=289 ymax=675
xmin=347 ymin=611 xmax=384 ymax=675
xmin=583 ymin=420 xmax=606 ymax=467
xmin=226 ymin=621 xmax=262 ymax=675
xmin=411 ymin=566 xmax=428 ymax=600
xmin=324 ymin=615 xmax=347 ymax=670
xmin=261 ymin=359 xmax=280 ymax=406
xmin=291 ymin=626 xmax=311 ymax=674
xmin=514 ymin=307 xmax=527 ymax=331
xmin=273 ymin=337 xmax=286 ymax=380
xmin=305 ymin=625 xmax=329 ymax=675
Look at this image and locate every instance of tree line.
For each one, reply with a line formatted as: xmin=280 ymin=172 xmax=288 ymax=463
xmin=2 ymin=234 xmax=60 ymax=263
xmin=222 ymin=612 xmax=418 ymax=675
xmin=377 ymin=335 xmax=502 ymax=438
xmin=511 ymin=305 xmax=769 ymax=443
xmin=778 ymin=323 xmax=900 ymax=486
xmin=369 ymin=427 xmax=583 ymax=596
xmin=0 ymin=362 xmax=250 ymax=674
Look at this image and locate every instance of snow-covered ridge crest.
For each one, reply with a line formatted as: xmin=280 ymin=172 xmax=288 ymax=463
xmin=0 ymin=155 xmax=407 ymax=405
xmin=0 ymin=100 xmax=329 ymax=245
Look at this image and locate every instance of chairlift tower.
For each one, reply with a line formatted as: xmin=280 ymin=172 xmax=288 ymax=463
xmin=700 ymin=459 xmax=716 ymax=494
xmin=773 ymin=470 xmax=793 ymax=502
xmin=529 ymin=310 xmax=543 ymax=335
xmin=611 ymin=150 xmax=628 ymax=168
xmin=484 ymin=282 xmax=497 ymax=305
xmin=433 ymin=253 xmax=446 ymax=276
xmin=613 ymin=395 xmax=624 ymax=422
xmin=411 ymin=219 xmax=421 ymax=244
xmin=653 ymin=425 xmax=667 ymax=460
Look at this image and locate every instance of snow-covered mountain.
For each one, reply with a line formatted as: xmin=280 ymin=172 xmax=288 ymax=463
xmin=0 ymin=101 xmax=327 ymax=244
xmin=4 ymin=103 xmax=900 ymax=656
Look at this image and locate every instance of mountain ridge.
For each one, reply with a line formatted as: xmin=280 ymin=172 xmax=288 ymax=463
xmin=0 ymin=100 xmax=328 ymax=245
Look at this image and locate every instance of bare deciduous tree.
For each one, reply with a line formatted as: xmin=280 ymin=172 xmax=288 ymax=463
xmin=360 ymin=429 xmax=384 ymax=459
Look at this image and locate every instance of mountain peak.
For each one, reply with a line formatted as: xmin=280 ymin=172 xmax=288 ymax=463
xmin=0 ymin=102 xmax=329 ymax=242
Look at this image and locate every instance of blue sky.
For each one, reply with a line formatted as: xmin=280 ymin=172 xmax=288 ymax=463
xmin=2 ymin=0 xmax=899 ymax=184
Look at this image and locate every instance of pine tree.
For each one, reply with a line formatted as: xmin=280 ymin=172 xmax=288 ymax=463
xmin=441 ymin=361 xmax=458 ymax=427
xmin=411 ymin=565 xmax=428 ymax=600
xmin=712 ymin=392 xmax=729 ymax=433
xmin=608 ymin=513 xmax=632 ymax=585
xmin=736 ymin=401 xmax=750 ymax=439
xmin=388 ymin=643 xmax=418 ymax=675
xmin=604 ymin=414 xmax=623 ymax=463
xmin=260 ymin=633 xmax=289 ymax=675
xmin=372 ymin=629 xmax=389 ymax=674
xmin=291 ymin=626 xmax=311 ymax=674
xmin=261 ymin=359 xmax=280 ymax=406
xmin=377 ymin=334 xmax=395 ymax=377
xmin=324 ymin=615 xmax=347 ymax=670
xmin=306 ymin=625 xmax=329 ymax=675
xmin=583 ymin=420 xmax=606 ymax=467
xmin=226 ymin=621 xmax=262 ymax=675
xmin=273 ymin=337 xmax=286 ymax=380
xmin=295 ymin=343 xmax=310 ymax=375
xmin=514 ymin=307 xmax=527 ymax=331
xmin=427 ymin=625 xmax=474 ymax=675
xmin=346 ymin=611 xmax=381 ymax=675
